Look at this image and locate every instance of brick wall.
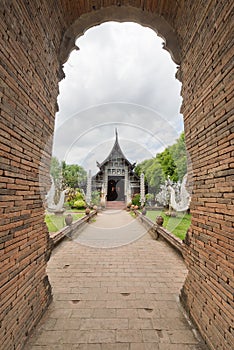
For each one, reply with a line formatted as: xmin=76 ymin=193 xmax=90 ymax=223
xmin=0 ymin=1 xmax=233 ymax=349
xmin=0 ymin=1 xmax=63 ymax=349
xmin=178 ymin=1 xmax=234 ymax=349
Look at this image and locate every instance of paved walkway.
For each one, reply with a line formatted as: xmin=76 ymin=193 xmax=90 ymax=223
xmin=72 ymin=210 xmax=150 ymax=248
xmin=24 ymin=211 xmax=206 ymax=350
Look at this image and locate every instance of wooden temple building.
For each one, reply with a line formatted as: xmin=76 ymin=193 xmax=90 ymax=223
xmin=92 ymin=130 xmax=140 ymax=208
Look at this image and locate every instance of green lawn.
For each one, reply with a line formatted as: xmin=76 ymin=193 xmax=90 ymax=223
xmin=145 ymin=210 xmax=191 ymax=240
xmin=45 ymin=213 xmax=85 ymax=232
xmin=64 ymin=208 xmax=87 ymax=213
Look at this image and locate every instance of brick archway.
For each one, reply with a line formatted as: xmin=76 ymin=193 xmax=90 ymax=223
xmin=59 ymin=6 xmax=181 ymax=65
xmin=0 ymin=2 xmax=233 ymax=350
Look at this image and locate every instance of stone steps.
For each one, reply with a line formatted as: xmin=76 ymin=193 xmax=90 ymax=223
xmin=106 ymin=201 xmax=126 ymax=210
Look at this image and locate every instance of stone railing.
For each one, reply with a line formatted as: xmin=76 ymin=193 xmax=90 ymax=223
xmin=135 ymin=210 xmax=184 ymax=256
xmin=50 ymin=210 xmax=97 ymax=248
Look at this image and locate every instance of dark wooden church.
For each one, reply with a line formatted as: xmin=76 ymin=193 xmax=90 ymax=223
xmin=92 ymin=130 xmax=140 ymax=208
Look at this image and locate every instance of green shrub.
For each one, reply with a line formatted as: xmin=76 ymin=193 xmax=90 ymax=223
xmin=75 ymin=192 xmax=84 ymax=200
xmin=132 ymin=193 xmax=141 ymax=207
xmin=66 ymin=189 xmax=86 ymax=208
xmin=73 ymin=199 xmax=86 ymax=209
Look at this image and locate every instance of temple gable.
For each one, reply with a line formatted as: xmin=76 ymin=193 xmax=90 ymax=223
xmin=92 ymin=130 xmax=140 ymax=206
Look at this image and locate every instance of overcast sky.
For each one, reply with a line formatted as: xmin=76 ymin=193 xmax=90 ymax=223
xmin=52 ymin=22 xmax=183 ymax=174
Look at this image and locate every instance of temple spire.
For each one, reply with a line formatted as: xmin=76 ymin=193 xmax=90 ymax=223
xmin=96 ymin=128 xmax=132 ymax=168
xmin=115 ymin=128 xmax=118 ymax=141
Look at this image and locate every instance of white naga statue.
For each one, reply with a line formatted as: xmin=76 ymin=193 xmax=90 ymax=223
xmin=169 ymin=174 xmax=191 ymax=212
xmin=45 ymin=175 xmax=66 ymax=212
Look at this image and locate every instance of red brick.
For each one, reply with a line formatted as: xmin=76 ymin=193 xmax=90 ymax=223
xmin=1 ymin=2 xmax=233 ymax=350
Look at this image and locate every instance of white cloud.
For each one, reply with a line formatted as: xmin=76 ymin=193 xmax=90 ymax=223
xmin=53 ymin=22 xmax=183 ymax=174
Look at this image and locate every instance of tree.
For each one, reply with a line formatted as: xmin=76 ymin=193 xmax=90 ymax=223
xmin=134 ymin=159 xmax=153 ymax=177
xmin=135 ymin=156 xmax=164 ymax=194
xmin=50 ymin=157 xmax=87 ymax=190
xmin=145 ymin=157 xmax=163 ymax=193
xmin=62 ymin=163 xmax=87 ymax=189
xmin=169 ymin=132 xmax=187 ymax=181
xmin=158 ymin=148 xmax=178 ymax=182
xmin=135 ymin=132 xmax=187 ymax=195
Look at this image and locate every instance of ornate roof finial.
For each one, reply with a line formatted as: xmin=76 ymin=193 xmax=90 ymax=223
xmin=115 ymin=128 xmax=118 ymax=141
xmin=94 ymin=128 xmax=134 ymax=169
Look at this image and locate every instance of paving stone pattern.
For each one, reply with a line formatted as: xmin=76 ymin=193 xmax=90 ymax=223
xmin=24 ymin=212 xmax=206 ymax=350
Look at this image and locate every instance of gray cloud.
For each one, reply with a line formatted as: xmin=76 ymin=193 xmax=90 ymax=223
xmin=53 ymin=22 xmax=183 ymax=174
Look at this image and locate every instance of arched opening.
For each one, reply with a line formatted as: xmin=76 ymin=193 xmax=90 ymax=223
xmin=50 ymin=20 xmax=190 ymax=243
xmin=107 ymin=177 xmax=124 ymax=201
xmin=59 ymin=6 xmax=181 ymax=66
xmin=53 ymin=21 xmax=185 ymax=215
xmin=1 ymin=3 xmax=232 ymax=350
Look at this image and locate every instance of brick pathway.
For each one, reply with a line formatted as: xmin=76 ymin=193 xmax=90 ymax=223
xmin=24 ymin=211 xmax=206 ymax=350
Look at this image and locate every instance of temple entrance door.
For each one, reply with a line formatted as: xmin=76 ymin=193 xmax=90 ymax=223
xmin=107 ymin=176 xmax=125 ymax=201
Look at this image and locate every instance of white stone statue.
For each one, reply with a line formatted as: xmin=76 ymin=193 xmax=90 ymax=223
xmin=100 ymin=183 xmax=106 ymax=207
xmin=127 ymin=183 xmax=132 ymax=204
xmin=156 ymin=177 xmax=173 ymax=207
xmin=169 ymin=174 xmax=191 ymax=212
xmin=55 ymin=189 xmax=66 ymax=211
xmin=86 ymin=170 xmax=92 ymax=206
xmin=45 ymin=175 xmax=66 ymax=212
xmin=140 ymin=173 xmax=145 ymax=207
xmin=45 ymin=176 xmax=56 ymax=209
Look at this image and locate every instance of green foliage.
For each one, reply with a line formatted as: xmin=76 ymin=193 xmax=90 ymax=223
xmin=135 ymin=132 xmax=187 ymax=194
xmin=91 ymin=190 xmax=100 ymax=205
xmin=49 ymin=158 xmax=86 ymax=203
xmin=158 ymin=148 xmax=178 ymax=182
xmin=169 ymin=132 xmax=187 ymax=180
xmin=135 ymin=158 xmax=153 ymax=177
xmin=73 ymin=200 xmax=86 ymax=209
xmin=145 ymin=193 xmax=154 ymax=205
xmin=132 ymin=193 xmax=141 ymax=207
xmin=135 ymin=158 xmax=163 ymax=193
xmin=146 ymin=157 xmax=164 ymax=192
xmin=62 ymin=163 xmax=87 ymax=189
xmin=129 ymin=211 xmax=136 ymax=218
xmin=159 ymin=132 xmax=187 ymax=182
xmin=66 ymin=189 xmax=86 ymax=209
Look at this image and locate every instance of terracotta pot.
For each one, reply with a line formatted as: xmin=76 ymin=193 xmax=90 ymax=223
xmin=65 ymin=214 xmax=73 ymax=226
xmin=142 ymin=208 xmax=147 ymax=215
xmin=85 ymin=208 xmax=91 ymax=215
xmin=156 ymin=216 xmax=164 ymax=226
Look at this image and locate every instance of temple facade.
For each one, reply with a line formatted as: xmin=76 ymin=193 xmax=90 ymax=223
xmin=92 ymin=130 xmax=140 ymax=207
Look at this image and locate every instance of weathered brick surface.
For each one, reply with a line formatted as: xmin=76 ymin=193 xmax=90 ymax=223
xmin=178 ymin=2 xmax=234 ymax=350
xmin=0 ymin=1 xmax=233 ymax=350
xmin=0 ymin=1 xmax=61 ymax=349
